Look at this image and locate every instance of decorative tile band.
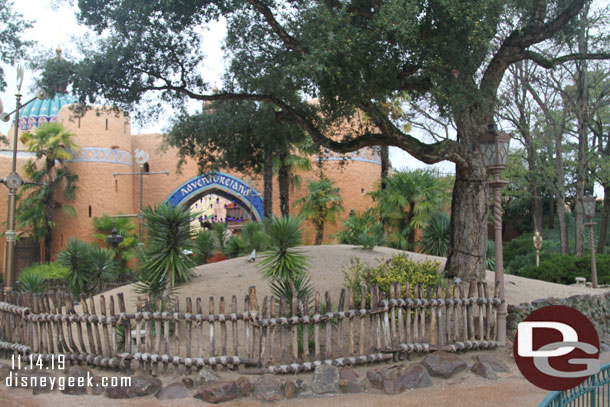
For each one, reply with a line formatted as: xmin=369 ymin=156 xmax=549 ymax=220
xmin=319 ymin=147 xmax=381 ymax=165
xmin=18 ymin=116 xmax=58 ymax=131
xmin=65 ymin=147 xmax=133 ymax=167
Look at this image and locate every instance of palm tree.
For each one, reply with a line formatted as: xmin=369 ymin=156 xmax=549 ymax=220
xmin=371 ymin=170 xmax=450 ymax=251
xmin=17 ymin=122 xmax=79 ymax=262
xmin=295 ymin=178 xmax=344 ymax=245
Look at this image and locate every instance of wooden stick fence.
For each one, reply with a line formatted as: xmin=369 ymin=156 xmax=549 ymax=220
xmin=0 ymin=280 xmax=503 ymax=375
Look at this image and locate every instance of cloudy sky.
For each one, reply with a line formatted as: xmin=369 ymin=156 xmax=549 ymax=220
xmin=0 ymin=0 xmax=453 ymax=174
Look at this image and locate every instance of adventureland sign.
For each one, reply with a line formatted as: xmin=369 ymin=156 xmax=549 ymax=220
xmin=166 ymin=172 xmax=264 ymax=221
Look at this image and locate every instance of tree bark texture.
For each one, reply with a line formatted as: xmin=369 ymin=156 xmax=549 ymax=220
xmin=278 ymin=152 xmax=290 ymax=217
xmin=380 ymin=146 xmax=389 ymax=190
xmin=263 ymin=147 xmax=274 ymax=220
xmin=598 ymin=185 xmax=610 ymax=254
xmin=574 ymin=7 xmax=590 ymax=257
xmin=444 ymin=162 xmax=488 ymax=281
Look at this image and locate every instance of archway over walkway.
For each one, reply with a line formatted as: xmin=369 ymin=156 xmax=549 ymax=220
xmin=165 ymin=171 xmax=264 ymax=222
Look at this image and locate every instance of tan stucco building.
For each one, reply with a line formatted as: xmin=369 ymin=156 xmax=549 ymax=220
xmin=0 ymin=93 xmax=384 ymax=279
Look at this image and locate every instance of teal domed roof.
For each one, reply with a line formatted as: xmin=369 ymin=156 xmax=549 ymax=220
xmin=18 ymin=93 xmax=77 ymax=130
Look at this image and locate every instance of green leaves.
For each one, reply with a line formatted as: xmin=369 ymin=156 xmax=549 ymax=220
xmin=258 ymin=216 xmax=312 ymax=304
xmin=294 ymin=178 xmax=344 ymax=244
xmin=194 ymin=229 xmax=217 ymax=264
xmin=136 ymin=204 xmax=195 ymax=296
xmin=16 ymin=123 xmax=79 ymax=261
xmin=421 ymin=211 xmax=451 ymax=257
xmin=57 ymin=239 xmax=117 ymax=298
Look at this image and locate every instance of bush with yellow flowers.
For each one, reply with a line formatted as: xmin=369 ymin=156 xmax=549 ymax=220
xmin=343 ymin=254 xmax=443 ymax=306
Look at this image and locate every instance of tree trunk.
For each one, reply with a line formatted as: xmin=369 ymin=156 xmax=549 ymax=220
xmin=574 ymin=8 xmax=589 ymax=258
xmin=278 ymin=152 xmax=290 ymax=217
xmin=525 ymin=144 xmax=543 ymax=231
xmin=598 ymin=184 xmax=610 ymax=254
xmin=548 ymin=193 xmax=555 ymax=229
xmin=554 ymin=115 xmax=570 ymax=255
xmin=44 ymin=159 xmax=55 ymax=263
xmin=263 ymin=147 xmax=274 ymax=220
xmin=380 ymin=146 xmax=389 ymax=190
xmin=315 ymin=222 xmax=324 ymax=245
xmin=445 ymin=162 xmax=488 ymax=281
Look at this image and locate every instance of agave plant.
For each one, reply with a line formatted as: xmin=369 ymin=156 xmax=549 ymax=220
xmin=88 ymin=247 xmax=118 ymax=292
xmin=136 ymin=204 xmax=195 ymax=296
xmin=194 ymin=229 xmax=217 ymax=264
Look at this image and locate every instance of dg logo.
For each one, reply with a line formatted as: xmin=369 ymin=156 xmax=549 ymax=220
xmin=514 ymin=305 xmax=600 ymax=391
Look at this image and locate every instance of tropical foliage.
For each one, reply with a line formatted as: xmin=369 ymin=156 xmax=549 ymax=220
xmin=136 ymin=204 xmax=195 ymax=296
xmin=17 ymin=122 xmax=79 ymax=262
xmin=421 ymin=211 xmax=451 ymax=257
xmin=259 ymin=216 xmax=312 ymax=305
xmin=92 ymin=214 xmax=138 ymax=278
xmin=295 ymin=178 xmax=344 ymax=245
xmin=193 ymin=229 xmax=216 ymax=264
xmin=17 ymin=267 xmax=48 ymax=294
xmin=372 ymin=170 xmax=451 ymax=251
xmin=57 ymin=239 xmax=117 ymax=297
xmin=336 ymin=210 xmax=385 ymax=250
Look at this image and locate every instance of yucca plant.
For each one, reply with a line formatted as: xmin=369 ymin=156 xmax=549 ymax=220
xmin=57 ymin=238 xmax=96 ymax=298
xmin=89 ymin=247 xmax=118 ymax=292
xmin=194 ymin=229 xmax=217 ymax=264
xmin=421 ymin=211 xmax=451 ymax=256
xmin=136 ymin=204 xmax=195 ymax=296
xmin=17 ymin=268 xmax=48 ymax=294
xmin=259 ymin=216 xmax=312 ymax=306
xmin=224 ymin=235 xmax=247 ymax=258
xmin=241 ymin=221 xmax=269 ymax=253
xmin=212 ymin=222 xmax=229 ymax=252
xmin=259 ymin=216 xmax=308 ymax=281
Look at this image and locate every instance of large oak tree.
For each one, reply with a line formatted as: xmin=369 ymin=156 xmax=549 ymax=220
xmin=44 ymin=0 xmax=610 ymax=280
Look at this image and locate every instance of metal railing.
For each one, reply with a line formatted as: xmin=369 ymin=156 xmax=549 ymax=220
xmin=540 ymin=363 xmax=610 ymax=407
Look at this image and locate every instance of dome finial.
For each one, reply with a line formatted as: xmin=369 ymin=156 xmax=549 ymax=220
xmin=212 ymin=83 xmax=219 ymax=94
xmin=55 ymin=45 xmax=62 ymax=59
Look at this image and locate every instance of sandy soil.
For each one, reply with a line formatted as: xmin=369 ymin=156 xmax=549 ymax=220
xmin=94 ymin=244 xmax=608 ymax=312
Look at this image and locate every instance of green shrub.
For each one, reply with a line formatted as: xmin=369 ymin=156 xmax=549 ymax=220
xmin=514 ymin=253 xmax=610 ymax=285
xmin=224 ymin=235 xmax=247 ymax=258
xmin=17 ymin=268 xmax=48 ymax=294
xmin=336 ymin=210 xmax=385 ymax=249
xmin=241 ymin=221 xmax=269 ymax=253
xmin=194 ymin=229 xmax=217 ymax=264
xmin=58 ymin=239 xmax=97 ymax=297
xmin=486 ymin=240 xmax=496 ymax=270
xmin=421 ymin=211 xmax=450 ymax=256
xmin=212 ymin=222 xmax=229 ymax=252
xmin=343 ymin=254 xmax=443 ymax=306
xmin=21 ymin=262 xmax=69 ymax=280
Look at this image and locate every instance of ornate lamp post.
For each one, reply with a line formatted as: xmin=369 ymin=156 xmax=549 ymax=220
xmin=583 ymin=192 xmax=597 ymax=288
xmin=106 ymin=227 xmax=124 ymax=249
xmin=477 ymin=124 xmax=511 ymax=346
xmin=533 ymin=230 xmax=543 ymax=267
xmin=0 ymin=65 xmax=46 ymax=293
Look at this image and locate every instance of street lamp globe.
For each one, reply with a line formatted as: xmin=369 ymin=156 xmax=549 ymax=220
xmin=106 ymin=227 xmax=124 ymax=249
xmin=477 ymin=124 xmax=511 ymax=170
xmin=583 ymin=192 xmax=596 ymax=218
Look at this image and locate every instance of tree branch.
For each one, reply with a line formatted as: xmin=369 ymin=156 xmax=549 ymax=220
xmin=246 ymin=0 xmax=306 ymax=56
xmin=525 ymin=51 xmax=610 ymax=68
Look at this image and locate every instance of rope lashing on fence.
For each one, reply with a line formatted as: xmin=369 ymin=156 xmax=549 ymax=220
xmin=0 ymin=282 xmax=503 ymax=377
